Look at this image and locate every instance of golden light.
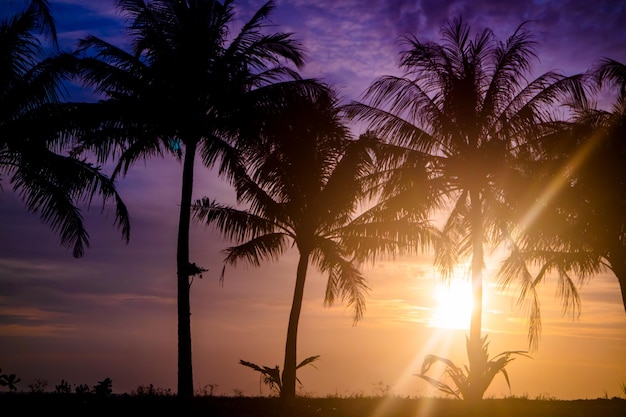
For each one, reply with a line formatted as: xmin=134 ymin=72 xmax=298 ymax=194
xmin=429 ymin=279 xmax=473 ymax=330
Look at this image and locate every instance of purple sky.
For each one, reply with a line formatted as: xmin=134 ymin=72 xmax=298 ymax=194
xmin=1 ymin=0 xmax=625 ymax=398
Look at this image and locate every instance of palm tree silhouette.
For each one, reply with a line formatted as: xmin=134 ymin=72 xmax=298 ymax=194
xmin=499 ymin=58 xmax=626 ymax=332
xmin=345 ymin=17 xmax=581 ymax=400
xmin=72 ymin=0 xmax=307 ymax=398
xmin=0 ymin=0 xmax=129 ymax=257
xmin=193 ymin=86 xmax=434 ymax=399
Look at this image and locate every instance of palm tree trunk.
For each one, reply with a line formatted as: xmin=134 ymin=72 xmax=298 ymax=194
xmin=617 ymin=270 xmax=626 ymax=315
xmin=615 ymin=270 xmax=626 ymax=314
xmin=467 ymin=188 xmax=484 ymax=402
xmin=177 ymin=140 xmax=197 ymax=399
xmin=606 ymin=249 xmax=626 ymax=314
xmin=281 ymin=250 xmax=310 ymax=399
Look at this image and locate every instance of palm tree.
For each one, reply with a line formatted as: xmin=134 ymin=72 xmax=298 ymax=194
xmin=0 ymin=0 xmax=129 ymax=257
xmin=193 ymin=86 xmax=435 ymax=399
xmin=498 ymin=58 xmax=626 ymax=333
xmin=73 ymin=0 xmax=308 ymax=398
xmin=344 ymin=17 xmax=581 ymax=400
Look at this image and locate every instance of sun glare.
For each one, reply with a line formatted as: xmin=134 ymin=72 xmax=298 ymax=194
xmin=429 ymin=280 xmax=473 ymax=330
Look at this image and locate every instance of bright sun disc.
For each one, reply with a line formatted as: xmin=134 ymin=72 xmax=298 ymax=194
xmin=429 ymin=280 xmax=473 ymax=329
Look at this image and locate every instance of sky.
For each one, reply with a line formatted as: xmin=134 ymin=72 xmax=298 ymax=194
xmin=1 ymin=0 xmax=626 ymax=399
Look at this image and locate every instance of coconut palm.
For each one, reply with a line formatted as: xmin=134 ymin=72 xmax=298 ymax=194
xmin=498 ymin=58 xmax=626 ymax=333
xmin=193 ymin=86 xmax=436 ymax=399
xmin=0 ymin=0 xmax=129 ymax=257
xmin=344 ymin=17 xmax=581 ymax=400
xmin=72 ymin=0 xmax=308 ymax=398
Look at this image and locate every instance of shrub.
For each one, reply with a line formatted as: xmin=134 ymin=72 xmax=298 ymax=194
xmin=0 ymin=369 xmax=21 ymax=392
xmin=28 ymin=378 xmax=48 ymax=394
xmin=94 ymin=378 xmax=113 ymax=396
xmin=55 ymin=379 xmax=72 ymax=394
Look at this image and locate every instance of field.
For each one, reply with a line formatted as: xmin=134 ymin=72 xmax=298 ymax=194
xmin=2 ymin=394 xmax=625 ymax=417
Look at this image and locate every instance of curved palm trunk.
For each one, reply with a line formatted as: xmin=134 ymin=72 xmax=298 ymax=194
xmin=616 ymin=270 xmax=626 ymax=314
xmin=281 ymin=250 xmax=310 ymax=400
xmin=606 ymin=248 xmax=626 ymax=314
xmin=467 ymin=188 xmax=484 ymax=402
xmin=615 ymin=270 xmax=626 ymax=314
xmin=177 ymin=140 xmax=197 ymax=399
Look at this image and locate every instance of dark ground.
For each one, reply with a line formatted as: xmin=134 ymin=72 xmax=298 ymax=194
xmin=1 ymin=394 xmax=625 ymax=417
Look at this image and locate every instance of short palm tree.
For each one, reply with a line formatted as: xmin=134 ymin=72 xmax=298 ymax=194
xmin=72 ymin=0 xmax=307 ymax=398
xmin=498 ymin=58 xmax=626 ymax=329
xmin=193 ymin=86 xmax=435 ymax=399
xmin=0 ymin=0 xmax=129 ymax=257
xmin=344 ymin=17 xmax=581 ymax=400
xmin=418 ymin=335 xmax=529 ymax=400
xmin=239 ymin=355 xmax=319 ymax=396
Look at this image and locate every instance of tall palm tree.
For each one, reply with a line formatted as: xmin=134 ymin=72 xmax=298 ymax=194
xmin=498 ymin=58 xmax=626 ymax=333
xmin=0 ymin=0 xmax=129 ymax=257
xmin=73 ymin=0 xmax=307 ymax=398
xmin=193 ymin=86 xmax=436 ymax=399
xmin=344 ymin=17 xmax=581 ymax=400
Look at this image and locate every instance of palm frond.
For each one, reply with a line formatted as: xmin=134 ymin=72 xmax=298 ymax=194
xmin=192 ymin=197 xmax=278 ymax=242
xmin=311 ymin=240 xmax=369 ymax=324
xmin=222 ymin=233 xmax=289 ymax=268
xmin=595 ymin=58 xmax=626 ymax=98
xmin=9 ymin=149 xmax=130 ymax=257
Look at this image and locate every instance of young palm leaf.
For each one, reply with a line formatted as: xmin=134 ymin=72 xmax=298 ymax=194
xmin=417 ymin=335 xmax=530 ymax=400
xmin=239 ymin=355 xmax=320 ymax=396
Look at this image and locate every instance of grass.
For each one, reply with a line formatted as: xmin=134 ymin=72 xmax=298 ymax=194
xmin=1 ymin=393 xmax=625 ymax=417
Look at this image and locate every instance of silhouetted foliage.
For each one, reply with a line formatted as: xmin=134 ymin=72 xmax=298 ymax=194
xmin=498 ymin=58 xmax=626 ymax=325
xmin=94 ymin=377 xmax=112 ymax=396
xmin=55 ymin=379 xmax=72 ymax=394
xmin=0 ymin=368 xmax=21 ymax=392
xmin=194 ymin=86 xmax=435 ymax=399
xmin=73 ymin=0 xmax=308 ymax=399
xmin=345 ymin=16 xmax=582 ymax=399
xmin=0 ymin=394 xmax=624 ymax=416
xmin=28 ymin=378 xmax=47 ymax=393
xmin=239 ymin=355 xmax=319 ymax=396
xmin=0 ymin=0 xmax=130 ymax=257
xmin=132 ymin=383 xmax=173 ymax=397
xmin=196 ymin=383 xmax=218 ymax=397
xmin=74 ymin=383 xmax=91 ymax=395
xmin=418 ymin=335 xmax=530 ymax=400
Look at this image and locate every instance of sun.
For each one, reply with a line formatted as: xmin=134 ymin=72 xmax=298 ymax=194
xmin=429 ymin=280 xmax=473 ymax=330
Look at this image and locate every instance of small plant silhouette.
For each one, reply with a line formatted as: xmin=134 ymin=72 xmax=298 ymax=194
xmin=417 ymin=335 xmax=529 ymax=400
xmin=133 ymin=384 xmax=173 ymax=397
xmin=0 ymin=369 xmax=21 ymax=392
xmin=55 ymin=379 xmax=72 ymax=394
xmin=28 ymin=378 xmax=48 ymax=393
xmin=371 ymin=381 xmax=392 ymax=397
xmin=240 ymin=355 xmax=320 ymax=396
xmin=196 ymin=383 xmax=219 ymax=397
xmin=75 ymin=384 xmax=91 ymax=395
xmin=94 ymin=377 xmax=113 ymax=396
